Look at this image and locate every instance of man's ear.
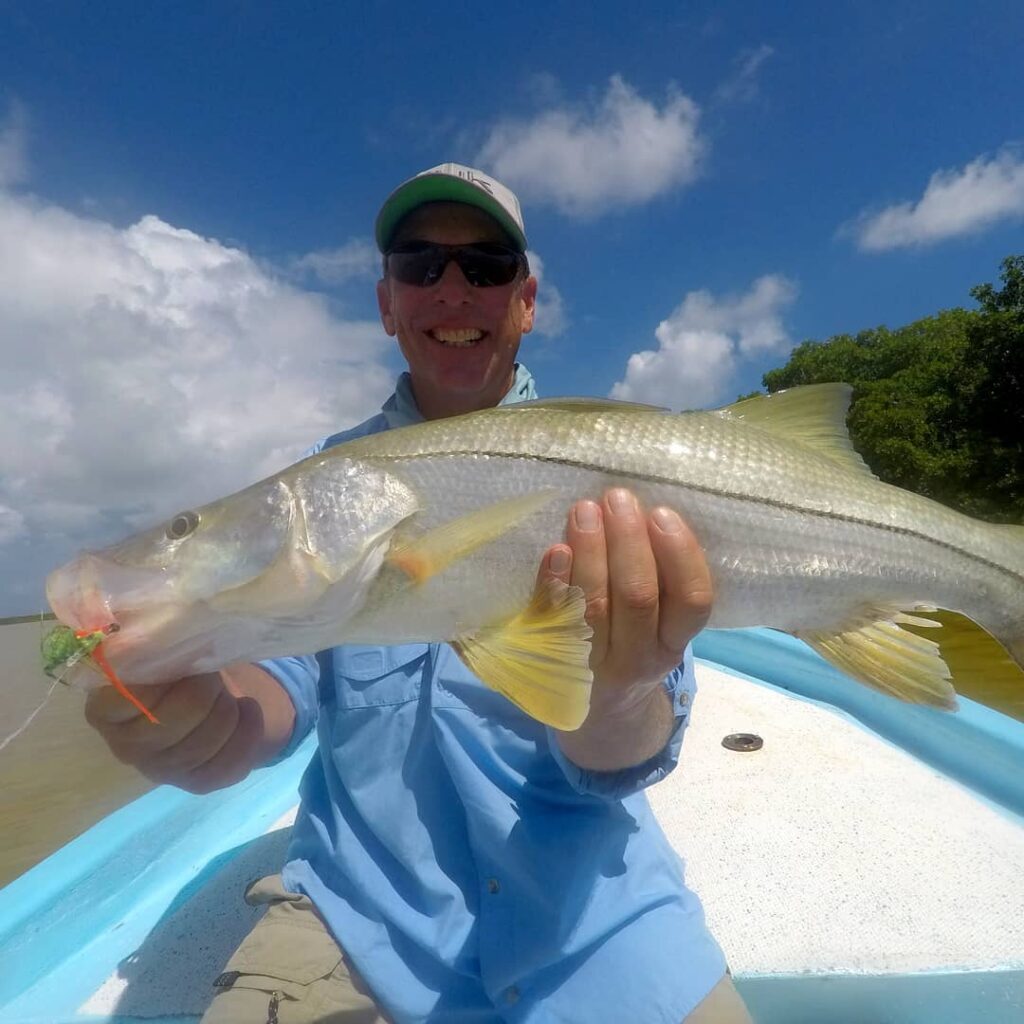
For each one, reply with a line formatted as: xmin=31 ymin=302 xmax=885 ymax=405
xmin=520 ymin=274 xmax=538 ymax=335
xmin=376 ymin=279 xmax=396 ymax=336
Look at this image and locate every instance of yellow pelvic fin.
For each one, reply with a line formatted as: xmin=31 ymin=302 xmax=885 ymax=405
xmin=800 ymin=605 xmax=1024 ymax=719
xmin=388 ymin=491 xmax=558 ymax=586
xmin=451 ymin=579 xmax=593 ymax=731
xmin=718 ymin=383 xmax=877 ymax=479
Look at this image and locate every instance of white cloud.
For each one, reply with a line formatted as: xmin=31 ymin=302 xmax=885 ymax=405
xmin=0 ymin=101 xmax=28 ymax=188
xmin=0 ymin=504 xmax=26 ymax=544
xmin=0 ymin=186 xmax=393 ymax=568
xmin=610 ymin=275 xmax=797 ymax=410
xmin=476 ymin=75 xmax=705 ymax=219
xmin=845 ymin=148 xmax=1024 ymax=251
xmin=714 ymin=44 xmax=775 ymax=103
xmin=525 ymin=250 xmax=567 ymax=338
xmin=294 ymin=237 xmax=381 ymax=284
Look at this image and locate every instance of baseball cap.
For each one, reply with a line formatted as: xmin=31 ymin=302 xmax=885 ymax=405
xmin=375 ymin=163 xmax=527 ymax=253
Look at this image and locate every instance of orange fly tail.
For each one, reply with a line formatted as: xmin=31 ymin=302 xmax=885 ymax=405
xmin=81 ymin=634 xmax=160 ymax=724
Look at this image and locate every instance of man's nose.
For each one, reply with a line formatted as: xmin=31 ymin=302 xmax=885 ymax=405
xmin=433 ymin=257 xmax=474 ymax=300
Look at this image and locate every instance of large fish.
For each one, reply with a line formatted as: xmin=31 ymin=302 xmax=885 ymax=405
xmin=45 ymin=384 xmax=1024 ymax=729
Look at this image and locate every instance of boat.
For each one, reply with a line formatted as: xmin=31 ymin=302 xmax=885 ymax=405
xmin=1 ymin=628 xmax=1022 ymax=1023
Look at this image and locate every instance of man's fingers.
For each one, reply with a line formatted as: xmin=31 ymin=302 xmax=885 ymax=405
xmin=536 ymin=543 xmax=573 ymax=589
xmin=84 ymin=673 xmax=224 ymax=763
xmin=176 ymin=696 xmax=265 ymax=795
xmin=565 ymin=499 xmax=610 ymax=665
xmin=601 ymin=489 xmax=660 ymax=657
xmin=140 ymin=685 xmax=242 ymax=777
xmin=85 ymin=680 xmax=175 ymax=728
xmin=648 ymin=507 xmax=713 ymax=655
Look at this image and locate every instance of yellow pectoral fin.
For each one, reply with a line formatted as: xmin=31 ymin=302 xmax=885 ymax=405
xmin=799 ymin=606 xmax=1024 ymax=718
xmin=388 ymin=490 xmax=558 ymax=585
xmin=452 ymin=579 xmax=594 ymax=731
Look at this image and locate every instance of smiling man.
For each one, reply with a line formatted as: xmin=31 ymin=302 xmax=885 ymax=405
xmin=376 ymin=196 xmax=537 ymax=419
xmin=87 ymin=164 xmax=752 ymax=1024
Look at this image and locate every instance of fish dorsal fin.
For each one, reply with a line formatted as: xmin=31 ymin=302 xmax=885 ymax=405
xmin=799 ymin=605 xmax=1024 ymax=721
xmin=388 ymin=491 xmax=558 ymax=585
xmin=718 ymin=383 xmax=877 ymax=479
xmin=452 ymin=579 xmax=593 ymax=730
xmin=512 ymin=396 xmax=669 ymax=414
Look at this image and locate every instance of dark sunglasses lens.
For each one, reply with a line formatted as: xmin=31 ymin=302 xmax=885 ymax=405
xmin=457 ymin=247 xmax=522 ymax=286
xmin=388 ymin=244 xmax=522 ymax=287
xmin=387 ymin=249 xmax=443 ymax=286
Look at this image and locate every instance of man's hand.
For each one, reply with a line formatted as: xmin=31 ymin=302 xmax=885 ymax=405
xmin=84 ymin=664 xmax=295 ymax=794
xmin=540 ymin=489 xmax=713 ymax=771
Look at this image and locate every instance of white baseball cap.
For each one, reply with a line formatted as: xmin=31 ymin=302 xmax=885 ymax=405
xmin=375 ymin=162 xmax=527 ymax=253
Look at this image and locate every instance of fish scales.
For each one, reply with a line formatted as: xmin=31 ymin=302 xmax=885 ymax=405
xmin=335 ymin=404 xmax=1022 ymax=621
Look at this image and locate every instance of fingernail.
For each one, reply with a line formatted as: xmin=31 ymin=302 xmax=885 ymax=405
xmin=549 ymin=548 xmax=571 ymax=574
xmin=652 ymin=507 xmax=682 ymax=533
xmin=608 ymin=488 xmax=636 ymax=515
xmin=574 ymin=501 xmax=600 ymax=531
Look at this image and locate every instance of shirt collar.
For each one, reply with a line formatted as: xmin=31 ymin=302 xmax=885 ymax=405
xmin=381 ymin=363 xmax=537 ymax=430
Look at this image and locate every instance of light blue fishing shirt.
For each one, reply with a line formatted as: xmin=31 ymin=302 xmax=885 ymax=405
xmin=263 ymin=364 xmax=726 ymax=1024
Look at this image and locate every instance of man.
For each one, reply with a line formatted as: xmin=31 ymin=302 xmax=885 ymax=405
xmin=87 ymin=164 xmax=753 ymax=1023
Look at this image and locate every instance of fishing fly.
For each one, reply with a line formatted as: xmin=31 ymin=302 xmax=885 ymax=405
xmin=40 ymin=622 xmax=160 ymax=724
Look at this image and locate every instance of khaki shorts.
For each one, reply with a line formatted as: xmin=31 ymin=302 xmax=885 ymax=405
xmin=201 ymin=874 xmax=389 ymax=1024
xmin=201 ymin=874 xmax=753 ymax=1023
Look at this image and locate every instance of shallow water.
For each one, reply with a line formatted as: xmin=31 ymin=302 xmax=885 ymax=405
xmin=0 ymin=621 xmax=151 ymax=888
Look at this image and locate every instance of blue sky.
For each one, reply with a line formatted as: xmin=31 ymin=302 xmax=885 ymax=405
xmin=0 ymin=0 xmax=1022 ymax=615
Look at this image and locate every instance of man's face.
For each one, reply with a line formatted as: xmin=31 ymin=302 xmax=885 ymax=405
xmin=376 ymin=202 xmax=537 ymax=420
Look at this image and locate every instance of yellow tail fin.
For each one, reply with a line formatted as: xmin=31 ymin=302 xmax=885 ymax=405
xmin=902 ymin=610 xmax=1024 ymax=722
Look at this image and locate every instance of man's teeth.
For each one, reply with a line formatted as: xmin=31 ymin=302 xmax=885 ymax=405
xmin=431 ymin=328 xmax=484 ymax=347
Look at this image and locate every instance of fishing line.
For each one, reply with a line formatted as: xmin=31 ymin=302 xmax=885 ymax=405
xmin=0 ymin=678 xmax=60 ymax=753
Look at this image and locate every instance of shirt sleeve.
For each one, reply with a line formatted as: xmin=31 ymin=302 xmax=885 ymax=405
xmin=546 ymin=644 xmax=698 ymax=801
xmin=256 ymin=654 xmax=320 ymax=765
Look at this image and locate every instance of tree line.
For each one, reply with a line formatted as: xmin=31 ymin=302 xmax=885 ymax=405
xmin=749 ymin=255 xmax=1023 ymax=523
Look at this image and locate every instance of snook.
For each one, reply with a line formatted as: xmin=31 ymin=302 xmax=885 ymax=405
xmin=46 ymin=384 xmax=1024 ymax=730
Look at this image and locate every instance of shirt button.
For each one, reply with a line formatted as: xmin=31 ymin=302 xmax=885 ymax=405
xmin=486 ymin=877 xmax=500 ymax=894
xmin=678 ymin=690 xmax=690 ymax=709
xmin=505 ymin=985 xmax=520 ymax=1004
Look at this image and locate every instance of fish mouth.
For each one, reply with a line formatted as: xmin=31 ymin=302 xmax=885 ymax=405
xmin=46 ymin=554 xmax=174 ymax=634
xmin=427 ymin=327 xmax=487 ymax=347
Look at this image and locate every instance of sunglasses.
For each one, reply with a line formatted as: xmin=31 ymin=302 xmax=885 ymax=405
xmin=385 ymin=241 xmax=527 ymax=288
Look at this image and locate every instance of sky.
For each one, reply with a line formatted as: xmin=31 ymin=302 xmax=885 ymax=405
xmin=0 ymin=0 xmax=1022 ymax=615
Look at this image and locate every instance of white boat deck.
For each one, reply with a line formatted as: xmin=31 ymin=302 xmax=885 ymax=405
xmin=651 ymin=664 xmax=1024 ymax=977
xmin=59 ymin=662 xmax=1024 ymax=1018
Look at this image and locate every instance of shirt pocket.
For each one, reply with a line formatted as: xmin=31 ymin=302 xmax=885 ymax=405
xmin=431 ymin=643 xmax=541 ymax=723
xmin=330 ymin=642 xmax=430 ymax=709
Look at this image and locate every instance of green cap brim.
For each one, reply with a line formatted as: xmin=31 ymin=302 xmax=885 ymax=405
xmin=375 ymin=175 xmax=527 ymax=253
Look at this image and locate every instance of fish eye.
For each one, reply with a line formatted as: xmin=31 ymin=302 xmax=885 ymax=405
xmin=166 ymin=510 xmax=201 ymax=540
